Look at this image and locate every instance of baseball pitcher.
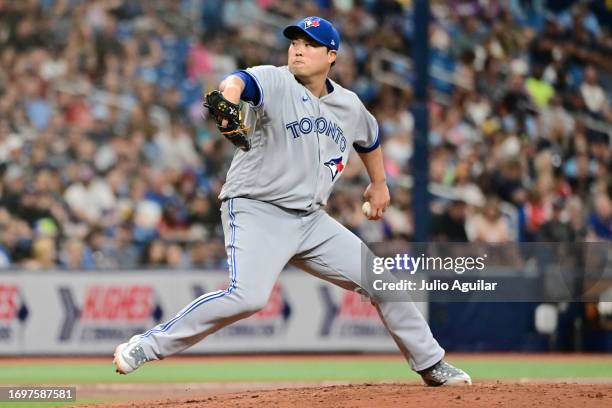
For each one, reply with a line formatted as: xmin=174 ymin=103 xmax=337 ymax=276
xmin=114 ymin=16 xmax=471 ymax=387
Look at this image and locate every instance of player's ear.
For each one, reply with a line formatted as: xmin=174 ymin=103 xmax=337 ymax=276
xmin=328 ymin=50 xmax=337 ymax=65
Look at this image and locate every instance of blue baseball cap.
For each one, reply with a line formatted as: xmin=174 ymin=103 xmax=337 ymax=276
xmin=283 ymin=16 xmax=340 ymax=51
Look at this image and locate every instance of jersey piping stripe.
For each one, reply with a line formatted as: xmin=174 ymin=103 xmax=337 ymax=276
xmin=353 ymin=121 xmax=380 ymax=153
xmin=141 ymin=198 xmax=238 ymax=338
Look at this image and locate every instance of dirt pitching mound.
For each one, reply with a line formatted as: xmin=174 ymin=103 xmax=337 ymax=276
xmin=74 ymin=382 xmax=612 ymax=408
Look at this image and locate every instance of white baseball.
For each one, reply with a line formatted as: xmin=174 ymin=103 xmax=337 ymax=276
xmin=362 ymin=201 xmax=372 ymax=217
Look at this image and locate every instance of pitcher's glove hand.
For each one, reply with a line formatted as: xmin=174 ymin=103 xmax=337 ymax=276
xmin=203 ymin=90 xmax=251 ymax=151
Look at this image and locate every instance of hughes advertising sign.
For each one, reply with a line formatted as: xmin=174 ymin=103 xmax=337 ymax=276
xmin=58 ymin=284 xmax=164 ymax=342
xmin=0 ymin=284 xmax=28 ymax=344
xmin=0 ymin=271 xmax=397 ymax=355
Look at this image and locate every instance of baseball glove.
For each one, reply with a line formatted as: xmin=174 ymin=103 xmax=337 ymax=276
xmin=203 ymin=90 xmax=251 ymax=151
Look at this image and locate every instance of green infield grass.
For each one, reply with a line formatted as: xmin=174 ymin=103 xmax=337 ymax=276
xmin=0 ymin=356 xmax=610 ymax=407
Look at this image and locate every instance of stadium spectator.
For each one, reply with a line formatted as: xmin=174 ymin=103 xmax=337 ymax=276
xmin=189 ymin=241 xmax=213 ymax=269
xmin=166 ymin=242 xmax=186 ymax=268
xmin=111 ymin=223 xmax=140 ymax=269
xmin=60 ymin=238 xmax=94 ymax=270
xmin=29 ymin=237 xmax=57 ymax=270
xmin=141 ymin=239 xmax=168 ymax=267
xmin=538 ymin=198 xmax=575 ymax=242
xmin=63 ymin=164 xmax=116 ymax=224
xmin=580 ymin=65 xmax=610 ymax=119
xmin=587 ymin=193 xmax=612 ymax=241
xmin=430 ymin=199 xmax=469 ymax=242
xmin=468 ymin=198 xmax=512 ymax=243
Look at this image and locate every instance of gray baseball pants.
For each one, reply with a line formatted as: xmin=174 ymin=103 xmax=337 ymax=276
xmin=137 ymin=197 xmax=444 ymax=371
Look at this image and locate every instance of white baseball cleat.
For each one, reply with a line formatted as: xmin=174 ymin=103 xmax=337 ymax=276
xmin=419 ymin=360 xmax=472 ymax=386
xmin=113 ymin=335 xmax=148 ymax=375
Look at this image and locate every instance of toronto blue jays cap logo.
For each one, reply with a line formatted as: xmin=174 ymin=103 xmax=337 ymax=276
xmin=324 ymin=157 xmax=345 ymax=181
xmin=304 ymin=17 xmax=320 ymax=29
xmin=283 ymin=16 xmax=341 ymax=51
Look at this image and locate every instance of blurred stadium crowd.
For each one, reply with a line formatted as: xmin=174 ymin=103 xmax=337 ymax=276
xmin=0 ymin=0 xmax=611 ymax=270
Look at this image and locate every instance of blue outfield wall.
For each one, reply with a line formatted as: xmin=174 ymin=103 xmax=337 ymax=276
xmin=429 ymin=302 xmax=550 ymax=352
xmin=430 ymin=301 xmax=612 ymax=352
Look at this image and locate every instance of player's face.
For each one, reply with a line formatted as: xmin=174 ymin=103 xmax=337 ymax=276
xmin=288 ymin=36 xmax=336 ymax=78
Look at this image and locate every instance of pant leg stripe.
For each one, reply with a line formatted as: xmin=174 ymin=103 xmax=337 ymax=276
xmin=141 ymin=199 xmax=238 ymax=338
xmin=229 ymin=198 xmax=237 ymax=287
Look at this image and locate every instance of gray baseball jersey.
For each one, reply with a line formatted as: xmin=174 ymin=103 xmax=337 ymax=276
xmin=219 ymin=65 xmax=379 ymax=211
xmin=132 ymin=66 xmax=444 ymax=374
